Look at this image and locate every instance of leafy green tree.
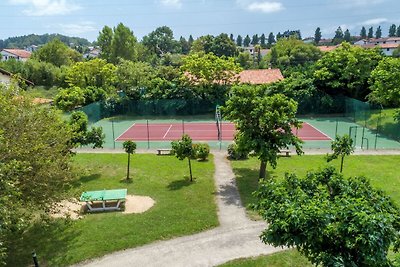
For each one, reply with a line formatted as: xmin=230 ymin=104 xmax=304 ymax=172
xmin=142 ymin=26 xmax=178 ymax=57
xmin=268 ymin=37 xmax=322 ymax=68
xmin=333 ymin=26 xmax=344 ymax=44
xmin=54 ymin=86 xmax=86 ymax=111
xmin=393 ymin=45 xmax=400 ymax=58
xmin=243 ymin=35 xmax=251 ymax=47
xmin=65 ymin=58 xmax=117 ymax=90
xmin=260 ymin=33 xmax=266 ymax=48
xmin=368 ymin=27 xmax=374 ymax=38
xmin=224 ymin=86 xmax=303 ymax=179
xmin=314 ymin=42 xmax=383 ymax=100
xmin=0 ymin=86 xmax=76 ymax=263
xmin=368 ymin=57 xmax=400 ymax=106
xmin=267 ymin=32 xmax=275 ymax=47
xmin=314 ymin=27 xmax=321 ymax=44
xmin=179 ymin=36 xmax=190 ymax=54
xmin=171 ymin=134 xmax=195 ymax=181
xmin=97 ymin=26 xmax=113 ymax=62
xmin=116 ymin=59 xmax=155 ymax=99
xmin=236 ymin=35 xmax=243 ymax=46
xmin=376 ymin=25 xmax=382 ymax=39
xmin=123 ymin=140 xmax=137 ymax=181
xmin=190 ymin=35 xmax=214 ymax=53
xmin=188 ymin=35 xmax=194 ymax=47
xmin=180 ymin=52 xmax=242 ymax=100
xmin=251 ymin=34 xmax=259 ymax=45
xmin=236 ymin=52 xmax=252 ymax=69
xmin=326 ymin=134 xmax=354 ymax=173
xmin=68 ymin=111 xmax=105 ymax=148
xmin=344 ymin=29 xmax=351 ymax=42
xmin=229 ymin=33 xmax=234 ymax=41
xmin=397 ymin=26 xmax=400 ymax=37
xmin=253 ymin=166 xmax=400 ymax=267
xmin=360 ymin=26 xmax=367 ymax=39
xmin=112 ymin=23 xmax=138 ymax=63
xmin=389 ymin=24 xmax=397 ymax=37
xmin=211 ymin=33 xmax=237 ymax=57
xmin=32 ymin=38 xmax=81 ymax=67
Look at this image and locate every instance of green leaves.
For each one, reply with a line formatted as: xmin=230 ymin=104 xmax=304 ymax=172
xmin=254 ymin=167 xmax=400 ymax=266
xmin=171 ymin=134 xmax=194 ymax=160
xmin=123 ymin=140 xmax=137 ymax=154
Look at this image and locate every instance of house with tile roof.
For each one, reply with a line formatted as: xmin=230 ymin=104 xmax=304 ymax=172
xmin=238 ymin=69 xmax=284 ymax=85
xmin=0 ymin=67 xmax=34 ymax=86
xmin=1 ymin=49 xmax=32 ymax=62
xmin=354 ymin=37 xmax=400 ymax=56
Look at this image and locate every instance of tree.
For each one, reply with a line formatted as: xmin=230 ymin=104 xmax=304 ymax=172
xmin=123 ymin=141 xmax=137 ymax=181
xmin=188 ymin=35 xmax=194 ymax=46
xmin=142 ymin=26 xmax=178 ymax=57
xmin=344 ymin=29 xmax=351 ymax=42
xmin=68 ymin=111 xmax=105 ymax=148
xmin=375 ymin=25 xmax=382 ymax=39
xmin=236 ymin=35 xmax=243 ymax=47
xmin=397 ymin=26 xmax=400 ymax=37
xmin=190 ymin=35 xmax=214 ymax=54
xmin=260 ymin=33 xmax=266 ymax=48
xmin=229 ymin=33 xmax=234 ymax=41
xmin=171 ymin=134 xmax=195 ymax=181
xmin=326 ymin=134 xmax=354 ymax=173
xmin=243 ymin=35 xmax=251 ymax=47
xmin=360 ymin=26 xmax=367 ymax=39
xmin=314 ymin=27 xmax=321 ymax=44
xmin=224 ymin=86 xmax=303 ymax=179
xmin=211 ymin=33 xmax=237 ymax=57
xmin=32 ymin=38 xmax=81 ymax=67
xmin=389 ymin=24 xmax=397 ymax=37
xmin=268 ymin=37 xmax=322 ymax=68
xmin=253 ymin=166 xmax=400 ymax=267
xmin=236 ymin=52 xmax=252 ymax=69
xmin=314 ymin=42 xmax=383 ymax=100
xmin=368 ymin=27 xmax=374 ymax=38
xmin=368 ymin=57 xmax=400 ymax=106
xmin=179 ymin=36 xmax=190 ymax=54
xmin=267 ymin=32 xmax=275 ymax=46
xmin=333 ymin=26 xmax=344 ymax=44
xmin=0 ymin=85 xmax=76 ymax=262
xmin=97 ymin=26 xmax=113 ymax=61
xmin=251 ymin=34 xmax=259 ymax=45
xmin=393 ymin=45 xmax=400 ymax=58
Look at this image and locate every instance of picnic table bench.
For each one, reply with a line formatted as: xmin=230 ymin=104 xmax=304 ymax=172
xmin=80 ymin=189 xmax=127 ymax=212
xmin=157 ymin=149 xmax=172 ymax=155
xmin=279 ymin=149 xmax=291 ymax=157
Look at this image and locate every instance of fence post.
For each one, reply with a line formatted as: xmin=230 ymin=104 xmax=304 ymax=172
xmin=374 ymin=108 xmax=382 ymax=150
xmin=182 ymin=119 xmax=185 ymax=135
xmin=147 ymin=120 xmax=150 ymax=149
xmin=112 ymin=120 xmax=115 ymax=149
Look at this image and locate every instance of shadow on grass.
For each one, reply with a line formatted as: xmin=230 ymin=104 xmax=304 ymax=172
xmin=167 ymin=178 xmax=194 ymax=190
xmin=6 ymin=218 xmax=81 ymax=267
xmin=71 ymin=173 xmax=102 ymax=188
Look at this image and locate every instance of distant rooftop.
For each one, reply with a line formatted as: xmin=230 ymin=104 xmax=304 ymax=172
xmin=238 ymin=69 xmax=284 ymax=85
xmin=2 ymin=49 xmax=32 ymax=58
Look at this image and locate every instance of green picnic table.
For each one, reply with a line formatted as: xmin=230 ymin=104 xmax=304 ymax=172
xmin=80 ymin=189 xmax=127 ymax=212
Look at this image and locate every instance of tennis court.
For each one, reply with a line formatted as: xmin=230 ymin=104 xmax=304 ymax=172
xmin=115 ymin=122 xmax=331 ymax=142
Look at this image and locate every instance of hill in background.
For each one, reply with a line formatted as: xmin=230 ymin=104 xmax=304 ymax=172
xmin=0 ymin=33 xmax=92 ymax=49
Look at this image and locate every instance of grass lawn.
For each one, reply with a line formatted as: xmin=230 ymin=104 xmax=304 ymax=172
xmin=26 ymin=86 xmax=60 ymax=99
xmin=219 ymin=249 xmax=313 ymax=267
xmin=232 ymin=155 xmax=400 ymax=212
xmin=7 ymin=153 xmax=218 ymax=266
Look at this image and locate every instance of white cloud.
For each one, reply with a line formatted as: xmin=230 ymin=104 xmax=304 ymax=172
xmin=59 ymin=22 xmax=96 ymax=35
xmin=9 ymin=0 xmax=81 ymax=16
xmin=237 ymin=1 xmax=284 ymax=13
xmin=331 ymin=0 xmax=385 ymax=8
xmin=160 ymin=0 xmax=182 ymax=8
xmin=360 ymin=18 xmax=388 ymax=25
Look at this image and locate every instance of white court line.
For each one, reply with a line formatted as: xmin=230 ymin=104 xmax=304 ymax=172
xmin=115 ymin=123 xmax=135 ymax=141
xmin=304 ymin=122 xmax=333 ymax=140
xmin=163 ymin=124 xmax=173 ymax=139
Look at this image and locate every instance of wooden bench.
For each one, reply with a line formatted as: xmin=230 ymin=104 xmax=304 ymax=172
xmin=157 ymin=149 xmax=172 ymax=155
xmin=279 ymin=149 xmax=291 ymax=157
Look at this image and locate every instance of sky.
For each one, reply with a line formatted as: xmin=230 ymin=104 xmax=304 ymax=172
xmin=1 ymin=0 xmax=400 ymax=42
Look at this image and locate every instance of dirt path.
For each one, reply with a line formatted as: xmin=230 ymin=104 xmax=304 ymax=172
xmin=74 ymin=152 xmax=280 ymax=267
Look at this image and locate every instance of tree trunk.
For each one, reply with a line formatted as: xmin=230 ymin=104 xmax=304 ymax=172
xmin=188 ymin=157 xmax=193 ymax=182
xmin=340 ymin=156 xmax=344 ymax=173
xmin=127 ymin=153 xmax=131 ymax=180
xmin=259 ymin=161 xmax=267 ymax=180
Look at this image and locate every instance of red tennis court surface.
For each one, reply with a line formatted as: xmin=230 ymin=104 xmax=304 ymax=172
xmin=116 ymin=122 xmax=331 ymax=142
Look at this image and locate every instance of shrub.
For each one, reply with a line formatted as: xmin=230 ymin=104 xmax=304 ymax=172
xmin=227 ymin=143 xmax=248 ymax=160
xmin=193 ymin=143 xmax=210 ymax=161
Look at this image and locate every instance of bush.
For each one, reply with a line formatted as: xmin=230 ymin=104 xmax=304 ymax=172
xmin=227 ymin=143 xmax=248 ymax=160
xmin=193 ymin=143 xmax=210 ymax=161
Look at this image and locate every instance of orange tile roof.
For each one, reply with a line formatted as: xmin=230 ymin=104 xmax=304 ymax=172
xmin=379 ymin=43 xmax=400 ymax=49
xmin=317 ymin=46 xmax=338 ymax=52
xmin=238 ymin=69 xmax=284 ymax=85
xmin=32 ymin=98 xmax=53 ymax=104
xmin=2 ymin=49 xmax=32 ymax=58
